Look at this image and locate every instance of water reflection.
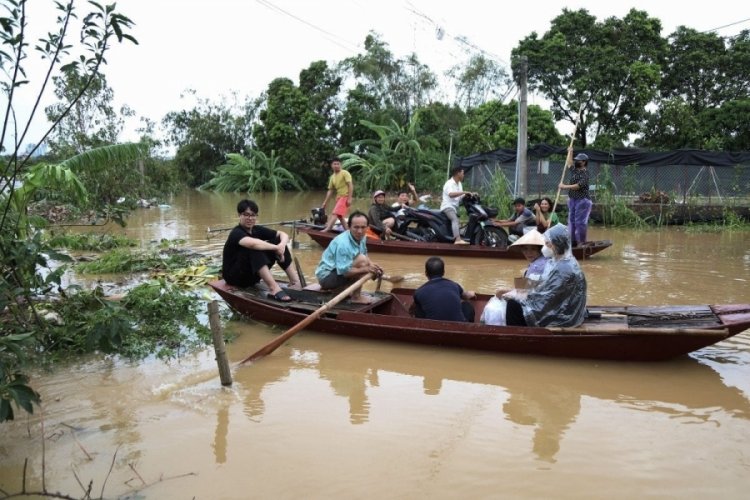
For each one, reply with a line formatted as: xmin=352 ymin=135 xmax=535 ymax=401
xmin=228 ymin=335 xmax=750 ymax=464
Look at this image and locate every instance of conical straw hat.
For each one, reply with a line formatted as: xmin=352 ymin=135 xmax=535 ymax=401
xmin=509 ymin=228 xmax=545 ymax=249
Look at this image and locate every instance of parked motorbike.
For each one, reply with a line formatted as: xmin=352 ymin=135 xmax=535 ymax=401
xmin=394 ymin=194 xmax=509 ymax=248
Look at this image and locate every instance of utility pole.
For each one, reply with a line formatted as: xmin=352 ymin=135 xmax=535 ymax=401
xmin=516 ymin=56 xmax=528 ymax=198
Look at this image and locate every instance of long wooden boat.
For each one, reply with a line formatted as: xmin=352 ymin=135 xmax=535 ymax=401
xmin=209 ymin=280 xmax=750 ymax=362
xmin=294 ymin=225 xmax=612 ymax=259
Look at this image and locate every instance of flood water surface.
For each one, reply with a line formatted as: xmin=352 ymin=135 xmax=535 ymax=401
xmin=1 ymin=190 xmax=749 ymax=498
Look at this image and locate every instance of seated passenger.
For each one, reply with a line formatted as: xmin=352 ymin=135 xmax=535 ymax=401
xmin=533 ymin=196 xmax=560 ymax=233
xmin=368 ymin=190 xmax=397 ymax=238
xmin=504 ymin=224 xmax=587 ymax=327
xmin=393 ymin=182 xmax=420 ymax=208
xmin=484 ymin=229 xmax=549 ymax=326
xmin=495 ymin=229 xmax=549 ymax=297
xmin=314 ymin=211 xmax=383 ymax=304
xmin=493 ymin=197 xmax=537 ymax=239
xmin=412 ymin=256 xmax=476 ymax=322
xmin=222 ymin=199 xmax=301 ymax=301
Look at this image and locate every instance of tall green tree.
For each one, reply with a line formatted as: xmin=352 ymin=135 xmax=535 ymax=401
xmin=163 ymin=91 xmax=257 ymax=187
xmin=457 ymin=100 xmax=564 ymax=155
xmin=447 ymin=54 xmax=512 ymax=110
xmin=512 ymin=8 xmax=666 ymax=148
xmin=339 ymin=33 xmax=438 ymax=126
xmin=44 ymin=72 xmax=131 ymax=158
xmin=640 ymin=28 xmax=750 ymax=149
xmin=253 ymin=62 xmax=341 ymax=188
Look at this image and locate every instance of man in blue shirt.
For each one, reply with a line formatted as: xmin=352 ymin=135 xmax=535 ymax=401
xmin=412 ymin=257 xmax=476 ymax=322
xmin=315 ymin=211 xmax=383 ymax=304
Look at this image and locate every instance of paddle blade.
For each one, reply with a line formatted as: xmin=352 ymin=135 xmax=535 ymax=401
xmin=382 ymin=274 xmax=404 ymax=283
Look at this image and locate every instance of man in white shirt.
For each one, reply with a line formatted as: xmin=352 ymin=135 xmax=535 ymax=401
xmin=440 ymin=166 xmax=475 ymax=245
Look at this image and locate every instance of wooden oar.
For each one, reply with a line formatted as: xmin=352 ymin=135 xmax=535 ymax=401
xmin=238 ymin=272 xmax=375 ymax=364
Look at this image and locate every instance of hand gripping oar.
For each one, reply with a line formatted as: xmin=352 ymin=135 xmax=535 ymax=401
xmin=238 ymin=272 xmax=375 ymax=364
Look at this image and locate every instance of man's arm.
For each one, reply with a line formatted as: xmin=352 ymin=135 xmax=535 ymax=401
xmin=321 ymin=187 xmax=334 ymax=208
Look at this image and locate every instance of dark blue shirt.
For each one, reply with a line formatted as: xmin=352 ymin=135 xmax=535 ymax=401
xmin=413 ymin=277 xmax=467 ymax=322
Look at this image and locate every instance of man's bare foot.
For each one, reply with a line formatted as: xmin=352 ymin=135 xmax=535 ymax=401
xmin=349 ymin=294 xmax=374 ymax=305
xmin=454 ymin=239 xmax=470 ymax=245
xmin=286 ymin=282 xmax=303 ymax=290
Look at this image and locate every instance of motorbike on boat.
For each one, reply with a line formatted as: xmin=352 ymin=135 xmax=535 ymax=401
xmin=393 ymin=194 xmax=509 ymax=248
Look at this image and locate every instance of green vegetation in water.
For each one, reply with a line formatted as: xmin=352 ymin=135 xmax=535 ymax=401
xmin=41 ymin=280 xmax=212 ymax=361
xmin=594 ymin=165 xmax=647 ymax=227
xmin=684 ymin=208 xmax=749 ymax=233
xmin=76 ymin=245 xmax=193 ymax=274
xmin=46 ymin=231 xmax=137 ymax=251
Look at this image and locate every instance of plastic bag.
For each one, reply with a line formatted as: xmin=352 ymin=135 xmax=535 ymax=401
xmin=480 ymin=296 xmax=507 ymax=326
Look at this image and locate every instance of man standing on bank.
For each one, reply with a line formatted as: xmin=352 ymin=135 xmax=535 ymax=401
xmin=559 ymin=151 xmax=592 ymax=247
xmin=222 ymin=199 xmax=301 ymax=301
xmin=321 ymin=157 xmax=353 ymax=232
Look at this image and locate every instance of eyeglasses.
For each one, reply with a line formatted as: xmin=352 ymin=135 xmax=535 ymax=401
xmin=240 ymin=212 xmax=257 ymax=218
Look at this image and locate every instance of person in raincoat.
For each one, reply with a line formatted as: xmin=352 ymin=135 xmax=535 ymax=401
xmin=503 ymin=224 xmax=587 ymax=327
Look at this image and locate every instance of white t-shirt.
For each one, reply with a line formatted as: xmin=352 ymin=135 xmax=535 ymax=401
xmin=440 ymin=178 xmax=463 ymax=211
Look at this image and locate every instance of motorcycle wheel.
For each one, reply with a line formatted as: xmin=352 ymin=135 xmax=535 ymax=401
xmin=473 ymin=226 xmax=509 ymax=248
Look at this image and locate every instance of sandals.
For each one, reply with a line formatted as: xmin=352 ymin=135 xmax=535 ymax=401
xmin=269 ymin=290 xmax=292 ymax=302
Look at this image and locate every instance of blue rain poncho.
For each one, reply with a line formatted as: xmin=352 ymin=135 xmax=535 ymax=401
xmin=520 ymin=224 xmax=587 ymax=327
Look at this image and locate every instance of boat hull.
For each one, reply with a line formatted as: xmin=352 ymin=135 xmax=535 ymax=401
xmin=209 ymin=280 xmax=750 ymax=362
xmin=295 ymin=225 xmax=612 ymax=259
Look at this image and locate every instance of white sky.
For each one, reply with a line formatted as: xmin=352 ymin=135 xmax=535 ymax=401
xmin=6 ymin=0 xmax=750 ymax=152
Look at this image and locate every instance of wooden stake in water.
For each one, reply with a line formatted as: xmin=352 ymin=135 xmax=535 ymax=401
xmin=208 ymin=300 xmax=232 ymax=386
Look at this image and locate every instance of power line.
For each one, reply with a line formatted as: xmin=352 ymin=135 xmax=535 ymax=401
xmin=255 ymin=0 xmax=360 ymax=54
xmin=403 ymin=0 xmax=508 ymax=66
xmin=702 ymin=16 xmax=750 ymax=34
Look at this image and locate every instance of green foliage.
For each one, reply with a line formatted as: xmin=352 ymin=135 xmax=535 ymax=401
xmin=43 ymin=281 xmax=211 ymax=360
xmin=340 ymin=113 xmax=438 ymax=194
xmin=457 ymin=101 xmax=564 ymax=155
xmin=447 ymin=53 xmax=512 ymax=110
xmin=481 ymin=170 xmax=516 ymax=219
xmin=594 ymin=165 xmax=646 ymax=227
xmin=684 ymin=208 xmax=749 ymax=233
xmin=164 ymin=90 xmax=257 ymax=187
xmin=512 ymin=8 xmax=665 ymax=147
xmin=200 ymin=150 xmax=306 ymax=192
xmin=75 ymin=246 xmax=192 ymax=274
xmin=0 ymin=372 xmax=40 ymax=422
xmin=1 ymin=0 xmax=137 ymax=423
xmin=340 ymin=33 xmax=438 ymax=124
xmin=45 ymin=72 xmax=129 ymax=156
xmin=46 ymin=232 xmax=137 ymax=251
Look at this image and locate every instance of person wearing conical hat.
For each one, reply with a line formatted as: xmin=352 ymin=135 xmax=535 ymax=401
xmin=509 ymin=229 xmax=548 ymax=283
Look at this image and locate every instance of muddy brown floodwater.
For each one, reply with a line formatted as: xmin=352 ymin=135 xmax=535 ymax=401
xmin=1 ymin=190 xmax=749 ymax=499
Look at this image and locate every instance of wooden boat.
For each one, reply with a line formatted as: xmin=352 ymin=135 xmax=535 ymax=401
xmin=209 ymin=280 xmax=750 ymax=362
xmin=294 ymin=225 xmax=612 ymax=259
